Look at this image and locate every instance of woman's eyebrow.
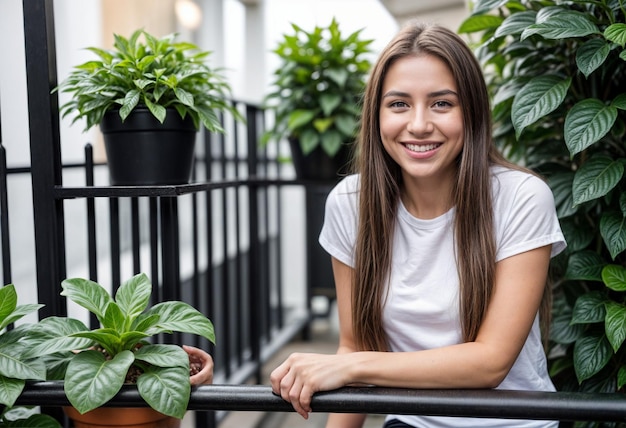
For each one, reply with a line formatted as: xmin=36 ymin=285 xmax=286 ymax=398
xmin=381 ymin=89 xmax=459 ymax=99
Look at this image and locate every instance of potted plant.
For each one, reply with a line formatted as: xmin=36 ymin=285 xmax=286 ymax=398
xmin=0 ymin=284 xmax=61 ymax=427
xmin=56 ymin=29 xmax=242 ymax=185
xmin=459 ymin=0 xmax=626 ymax=407
xmin=25 ymin=273 xmax=215 ymax=427
xmin=263 ymin=18 xmax=373 ymax=181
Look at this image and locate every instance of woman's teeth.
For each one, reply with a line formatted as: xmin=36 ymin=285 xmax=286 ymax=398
xmin=406 ymin=143 xmax=440 ymax=153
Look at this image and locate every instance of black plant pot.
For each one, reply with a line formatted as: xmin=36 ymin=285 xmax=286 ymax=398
xmin=288 ymin=137 xmax=352 ymax=182
xmin=101 ymin=108 xmax=197 ymax=186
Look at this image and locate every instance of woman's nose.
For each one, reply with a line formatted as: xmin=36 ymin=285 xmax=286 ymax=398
xmin=407 ymin=108 xmax=434 ymax=135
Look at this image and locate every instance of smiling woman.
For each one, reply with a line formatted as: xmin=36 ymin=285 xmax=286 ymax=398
xmin=270 ymin=21 xmax=566 ymax=428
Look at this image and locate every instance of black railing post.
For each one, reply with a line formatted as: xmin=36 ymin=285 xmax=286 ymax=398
xmin=22 ymin=0 xmax=67 ymax=318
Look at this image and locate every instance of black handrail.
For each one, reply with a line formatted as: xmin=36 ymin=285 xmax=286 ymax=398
xmin=14 ymin=382 xmax=626 ymax=422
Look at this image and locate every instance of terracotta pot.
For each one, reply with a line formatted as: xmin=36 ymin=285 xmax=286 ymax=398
xmin=63 ymin=406 xmax=181 ymax=428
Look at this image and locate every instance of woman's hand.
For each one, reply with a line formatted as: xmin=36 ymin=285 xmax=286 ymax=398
xmin=270 ymin=352 xmax=351 ymax=419
xmin=183 ymin=345 xmax=214 ymax=385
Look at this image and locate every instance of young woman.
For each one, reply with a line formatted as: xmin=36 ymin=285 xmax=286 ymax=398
xmin=270 ymin=22 xmax=566 ymax=428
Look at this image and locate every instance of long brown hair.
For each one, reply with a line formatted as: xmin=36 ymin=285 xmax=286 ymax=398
xmin=351 ymin=22 xmax=545 ymax=351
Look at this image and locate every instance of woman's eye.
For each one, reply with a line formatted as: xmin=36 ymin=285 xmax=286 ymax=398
xmin=389 ymin=101 xmax=409 ymax=108
xmin=433 ymin=100 xmax=452 ymax=108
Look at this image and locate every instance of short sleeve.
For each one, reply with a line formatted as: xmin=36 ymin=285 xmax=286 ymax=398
xmin=493 ymin=170 xmax=567 ymax=261
xmin=318 ymin=175 xmax=360 ymax=267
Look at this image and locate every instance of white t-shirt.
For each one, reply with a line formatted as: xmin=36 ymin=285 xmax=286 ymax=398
xmin=319 ymin=166 xmax=567 ymax=428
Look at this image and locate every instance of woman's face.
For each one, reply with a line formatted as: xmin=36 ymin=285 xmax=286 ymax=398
xmin=379 ymin=54 xmax=464 ymax=187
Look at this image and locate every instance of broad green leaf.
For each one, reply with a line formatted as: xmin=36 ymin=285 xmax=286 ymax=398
xmin=471 ymin=0 xmax=508 ymax=15
xmin=287 ymin=109 xmax=316 ymax=132
xmin=576 ymin=39 xmax=611 ymax=78
xmin=0 ymin=346 xmax=46 ymax=380
xmin=134 ymin=344 xmax=188 ymax=368
xmin=559 ymin=219 xmax=593 ymax=252
xmin=572 ymin=156 xmax=623 ymax=205
xmin=101 ymin=302 xmax=126 ymax=332
xmin=571 ymin=291 xmax=606 ymax=324
xmin=550 ymin=311 xmax=585 ymax=344
xmin=137 ymin=364 xmax=190 ymax=419
xmin=604 ymin=301 xmax=626 ymax=352
xmin=565 ymin=250 xmax=605 ymax=281
xmin=458 ymin=14 xmax=504 ymax=34
xmin=313 ymin=117 xmax=334 ymax=133
xmin=299 ymin=128 xmax=320 ymax=155
xmin=61 ymin=278 xmax=113 ymax=321
xmin=0 ymin=304 xmax=43 ymax=332
xmin=25 ymin=316 xmax=92 ymax=358
xmin=602 ymin=264 xmax=626 ymax=292
xmin=145 ymin=301 xmax=215 ymax=344
xmin=119 ymin=90 xmax=140 ymax=120
xmin=612 ymin=93 xmax=626 ymax=110
xmin=564 ymin=100 xmax=617 ymax=156
xmin=145 ymin=97 xmax=166 ymax=123
xmin=0 ymin=285 xmax=17 ymax=326
xmin=71 ymin=328 xmax=124 ymax=355
xmin=5 ymin=412 xmax=62 ymax=427
xmin=65 ymin=350 xmax=134 ymax=414
xmin=621 ymin=50 xmax=626 ymax=61
xmin=320 ymin=130 xmax=343 ymax=157
xmin=334 ymin=114 xmax=357 ymax=137
xmin=512 ymin=76 xmax=570 ymax=138
xmin=133 ymin=79 xmax=153 ymax=90
xmin=547 ymin=172 xmax=577 ymax=218
xmin=574 ymin=334 xmax=613 ymax=383
xmin=319 ymin=93 xmax=342 ymax=116
xmin=604 ymin=23 xmax=626 ymax=47
xmin=619 ymin=366 xmax=626 ymax=389
xmin=115 ymin=273 xmax=152 ymax=320
xmin=325 ymin=68 xmax=349 ymax=88
xmin=600 ymin=212 xmax=626 ymax=260
xmin=522 ymin=11 xmax=599 ymax=40
xmin=174 ymin=87 xmax=194 ymax=107
xmin=0 ymin=375 xmax=24 ymax=408
xmin=494 ymin=11 xmax=537 ymax=37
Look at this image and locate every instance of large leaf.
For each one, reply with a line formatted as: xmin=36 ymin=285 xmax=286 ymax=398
xmin=550 ymin=310 xmax=585 ymax=344
xmin=61 ymin=278 xmax=113 ymax=321
xmin=564 ymin=99 xmax=617 ymax=156
xmin=0 ymin=346 xmax=46 ymax=380
xmin=299 ymin=128 xmax=320 ymax=155
xmin=458 ymin=14 xmax=504 ymax=34
xmin=320 ymin=130 xmax=344 ymax=157
xmin=559 ymin=219 xmax=593 ymax=252
xmin=571 ymin=291 xmax=606 ymax=325
xmin=134 ymin=344 xmax=188 ymax=368
xmin=0 ymin=285 xmax=17 ymax=326
xmin=576 ymin=39 xmax=611 ymax=78
xmin=547 ymin=172 xmax=577 ymax=218
xmin=137 ymin=364 xmax=190 ymax=419
xmin=572 ymin=155 xmax=623 ymax=205
xmin=600 ymin=211 xmax=626 ymax=260
xmin=115 ymin=273 xmax=152 ymax=321
xmin=145 ymin=301 xmax=215 ymax=344
xmin=511 ymin=76 xmax=570 ymax=138
xmin=25 ymin=316 xmax=92 ymax=358
xmin=522 ymin=10 xmax=599 ymax=40
xmin=604 ymin=301 xmax=626 ymax=352
xmin=602 ymin=264 xmax=626 ymax=292
xmin=319 ymin=93 xmax=342 ymax=116
xmin=471 ymin=0 xmax=508 ymax=15
xmin=0 ymin=303 xmax=43 ymax=332
xmin=287 ymin=109 xmax=316 ymax=132
xmin=0 ymin=375 xmax=24 ymax=408
xmin=494 ymin=11 xmax=537 ymax=37
xmin=573 ymin=334 xmax=613 ymax=383
xmin=619 ymin=366 xmax=626 ymax=390
xmin=565 ymin=250 xmax=605 ymax=281
xmin=65 ymin=350 xmax=134 ymax=414
xmin=604 ymin=23 xmax=626 ymax=47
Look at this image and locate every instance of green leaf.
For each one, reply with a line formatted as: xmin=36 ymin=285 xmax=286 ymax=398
xmin=174 ymin=87 xmax=194 ymax=107
xmin=550 ymin=311 xmax=585 ymax=344
xmin=134 ymin=344 xmax=188 ymax=368
xmin=604 ymin=23 xmax=626 ymax=47
xmin=604 ymin=301 xmax=626 ymax=352
xmin=334 ymin=114 xmax=357 ymax=137
xmin=619 ymin=366 xmax=626 ymax=389
xmin=471 ymin=0 xmax=508 ymax=15
xmin=0 ymin=303 xmax=43 ymax=332
xmin=26 ymin=316 xmax=92 ymax=358
xmin=324 ymin=68 xmax=349 ymax=88
xmin=547 ymin=172 xmax=577 ymax=218
xmin=313 ymin=117 xmax=334 ymax=134
xmin=576 ymin=39 xmax=611 ymax=78
xmin=319 ymin=93 xmax=342 ymax=116
xmin=565 ymin=250 xmax=605 ymax=281
xmin=571 ymin=291 xmax=606 ymax=324
xmin=320 ymin=130 xmax=343 ymax=157
xmin=299 ymin=128 xmax=319 ymax=155
xmin=119 ymin=90 xmax=140 ymax=120
xmin=0 ymin=285 xmax=17 ymax=327
xmin=0 ymin=375 xmax=24 ymax=408
xmin=137 ymin=364 xmax=190 ymax=419
xmin=522 ymin=11 xmax=599 ymax=40
xmin=144 ymin=97 xmax=166 ymax=123
xmin=494 ymin=11 xmax=537 ymax=37
xmin=145 ymin=301 xmax=215 ymax=344
xmin=572 ymin=155 xmax=623 ymax=205
xmin=612 ymin=93 xmax=626 ymax=110
xmin=564 ymin=99 xmax=617 ymax=156
xmin=115 ymin=273 xmax=152 ymax=321
xmin=600 ymin=212 xmax=626 ymax=260
xmin=559 ymin=219 xmax=594 ymax=252
xmin=602 ymin=264 xmax=626 ymax=292
xmin=287 ymin=110 xmax=316 ymax=132
xmin=0 ymin=346 xmax=46 ymax=380
xmin=65 ymin=350 xmax=134 ymax=414
xmin=61 ymin=278 xmax=113 ymax=321
xmin=512 ymin=76 xmax=571 ymax=138
xmin=458 ymin=14 xmax=504 ymax=34
xmin=573 ymin=334 xmax=613 ymax=383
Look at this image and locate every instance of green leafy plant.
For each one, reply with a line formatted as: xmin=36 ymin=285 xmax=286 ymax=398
xmin=27 ymin=273 xmax=215 ymax=420
xmin=459 ymin=0 xmax=626 ymax=408
xmin=263 ymin=18 xmax=373 ymax=157
xmin=0 ymin=284 xmax=60 ymax=427
xmin=56 ymin=28 xmax=240 ymax=133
